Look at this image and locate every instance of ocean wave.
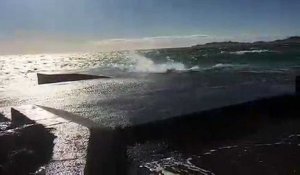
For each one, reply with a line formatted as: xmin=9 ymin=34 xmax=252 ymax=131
xmin=229 ymin=49 xmax=270 ymax=55
xmin=239 ymin=70 xmax=286 ymax=74
xmin=126 ymin=53 xmax=189 ymax=73
xmin=211 ymin=63 xmax=235 ymax=68
xmin=201 ymin=63 xmax=249 ymax=71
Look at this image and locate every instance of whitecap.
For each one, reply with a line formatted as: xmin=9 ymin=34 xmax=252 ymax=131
xmin=127 ymin=52 xmax=187 ymax=73
xmin=229 ymin=49 xmax=270 ymax=55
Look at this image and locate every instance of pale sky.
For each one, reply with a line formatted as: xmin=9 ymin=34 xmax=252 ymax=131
xmin=0 ymin=0 xmax=300 ymax=54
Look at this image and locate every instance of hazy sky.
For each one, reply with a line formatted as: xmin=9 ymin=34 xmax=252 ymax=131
xmin=0 ymin=0 xmax=300 ymax=53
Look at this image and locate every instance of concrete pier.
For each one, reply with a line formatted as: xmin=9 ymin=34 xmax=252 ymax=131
xmin=37 ymin=73 xmax=110 ymax=84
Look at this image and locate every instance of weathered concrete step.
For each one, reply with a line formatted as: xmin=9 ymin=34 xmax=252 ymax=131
xmin=11 ymin=105 xmax=92 ymax=175
xmin=37 ymin=73 xmax=110 ymax=85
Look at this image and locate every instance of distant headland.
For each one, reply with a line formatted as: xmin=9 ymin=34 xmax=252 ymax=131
xmin=191 ymin=36 xmax=300 ymax=51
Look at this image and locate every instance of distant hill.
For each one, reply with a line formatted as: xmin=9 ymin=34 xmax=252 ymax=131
xmin=191 ymin=36 xmax=300 ymax=51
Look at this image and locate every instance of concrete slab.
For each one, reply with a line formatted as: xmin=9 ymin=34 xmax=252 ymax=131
xmin=1 ymin=72 xmax=296 ymax=128
xmin=37 ymin=73 xmax=110 ymax=85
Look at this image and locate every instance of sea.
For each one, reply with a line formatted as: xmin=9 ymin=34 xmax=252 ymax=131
xmin=1 ymin=48 xmax=299 ymax=90
xmin=1 ymin=47 xmax=300 ymax=174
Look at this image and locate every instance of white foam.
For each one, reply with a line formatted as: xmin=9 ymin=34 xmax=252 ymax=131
xmin=230 ymin=50 xmax=270 ymax=55
xmin=204 ymin=63 xmax=249 ymax=71
xmin=127 ymin=53 xmax=187 ymax=73
xmin=142 ymin=156 xmax=214 ymax=175
xmin=211 ymin=63 xmax=234 ymax=68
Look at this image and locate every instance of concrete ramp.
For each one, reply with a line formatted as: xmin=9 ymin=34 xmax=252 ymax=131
xmin=37 ymin=73 xmax=110 ymax=84
xmin=11 ymin=105 xmax=91 ymax=175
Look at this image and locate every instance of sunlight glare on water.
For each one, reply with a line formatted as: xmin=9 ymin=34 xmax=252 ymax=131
xmin=0 ymin=51 xmax=192 ymax=90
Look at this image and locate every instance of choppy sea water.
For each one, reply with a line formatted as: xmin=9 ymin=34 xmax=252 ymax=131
xmin=1 ymin=49 xmax=299 ymax=89
xmin=1 ymin=48 xmax=300 ymax=174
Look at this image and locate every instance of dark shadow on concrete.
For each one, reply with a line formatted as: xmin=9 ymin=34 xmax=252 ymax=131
xmin=0 ymin=112 xmax=9 ymax=122
xmin=82 ymin=94 xmax=300 ymax=174
xmin=37 ymin=105 xmax=99 ymax=128
xmin=85 ymin=128 xmax=128 ymax=175
xmin=0 ymin=124 xmax=55 ymax=175
xmin=123 ymin=95 xmax=300 ymax=150
xmin=11 ymin=108 xmax=35 ymax=127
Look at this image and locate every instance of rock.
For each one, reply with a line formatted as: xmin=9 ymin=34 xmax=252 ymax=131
xmin=2 ymin=148 xmax=38 ymax=175
xmin=0 ymin=129 xmax=20 ymax=164
xmin=0 ymin=124 xmax=55 ymax=175
xmin=0 ymin=122 xmax=11 ymax=131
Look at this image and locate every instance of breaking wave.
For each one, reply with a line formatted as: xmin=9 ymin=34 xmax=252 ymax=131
xmin=229 ymin=49 xmax=270 ymax=55
xmin=126 ymin=53 xmax=192 ymax=73
xmin=211 ymin=63 xmax=235 ymax=69
xmin=200 ymin=63 xmax=249 ymax=71
xmin=123 ymin=54 xmax=249 ymax=73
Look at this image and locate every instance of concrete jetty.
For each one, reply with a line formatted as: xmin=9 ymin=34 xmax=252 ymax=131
xmin=0 ymin=75 xmax=298 ymax=174
xmin=37 ymin=73 xmax=110 ymax=84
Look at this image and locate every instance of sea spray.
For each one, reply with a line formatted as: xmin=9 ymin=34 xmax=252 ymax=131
xmin=127 ymin=52 xmax=186 ymax=73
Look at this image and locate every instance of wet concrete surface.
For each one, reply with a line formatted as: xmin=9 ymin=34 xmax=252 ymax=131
xmin=0 ymin=72 xmax=295 ymax=128
xmin=0 ymin=72 xmax=299 ymax=174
